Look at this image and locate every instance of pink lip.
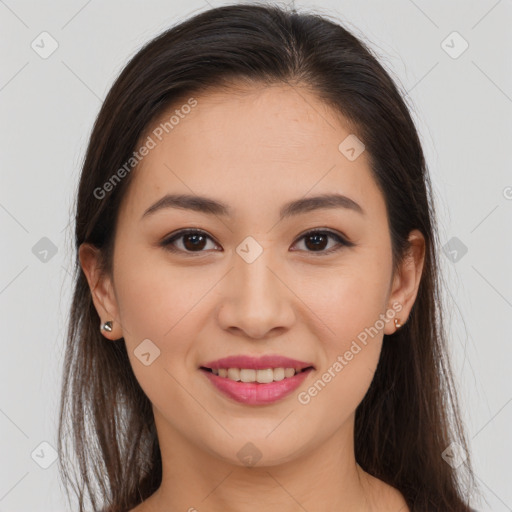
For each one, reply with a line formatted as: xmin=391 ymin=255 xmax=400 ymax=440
xmin=201 ymin=354 xmax=314 ymax=371
xmin=200 ymin=367 xmax=314 ymax=405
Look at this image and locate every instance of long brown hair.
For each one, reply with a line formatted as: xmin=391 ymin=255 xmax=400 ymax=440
xmin=58 ymin=3 xmax=477 ymax=511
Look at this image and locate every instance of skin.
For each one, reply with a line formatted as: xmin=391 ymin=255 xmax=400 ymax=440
xmin=80 ymin=82 xmax=424 ymax=512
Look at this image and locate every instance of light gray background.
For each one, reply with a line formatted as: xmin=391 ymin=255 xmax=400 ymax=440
xmin=1 ymin=0 xmax=511 ymax=510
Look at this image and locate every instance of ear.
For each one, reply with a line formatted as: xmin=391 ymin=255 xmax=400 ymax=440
xmin=384 ymin=229 xmax=426 ymax=335
xmin=78 ymin=242 xmax=124 ymax=340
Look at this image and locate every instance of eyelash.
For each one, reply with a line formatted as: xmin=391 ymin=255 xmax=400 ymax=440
xmin=160 ymin=228 xmax=354 ymax=256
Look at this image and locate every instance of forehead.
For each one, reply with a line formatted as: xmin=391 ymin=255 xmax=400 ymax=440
xmin=120 ymin=83 xmax=385 ymax=222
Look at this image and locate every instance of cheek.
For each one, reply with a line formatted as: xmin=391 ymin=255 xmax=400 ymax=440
xmin=113 ymin=255 xmax=207 ymax=409
xmin=301 ymin=345 xmax=381 ymax=431
xmin=113 ymin=251 xmax=217 ymax=388
xmin=301 ymin=260 xmax=391 ymax=348
xmin=296 ymin=259 xmax=389 ymax=411
xmin=113 ymin=247 xmax=207 ymax=341
xmin=298 ymin=273 xmax=386 ymax=421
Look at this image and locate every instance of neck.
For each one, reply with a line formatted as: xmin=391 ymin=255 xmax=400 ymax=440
xmin=147 ymin=410 xmax=378 ymax=512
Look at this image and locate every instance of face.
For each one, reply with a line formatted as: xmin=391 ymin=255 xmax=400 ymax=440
xmin=81 ymin=83 xmax=424 ymax=468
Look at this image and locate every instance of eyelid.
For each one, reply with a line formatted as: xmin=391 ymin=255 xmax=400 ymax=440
xmin=162 ymin=228 xmax=220 ymax=253
xmin=161 ymin=227 xmax=354 ymax=255
xmin=292 ymin=228 xmax=354 ymax=250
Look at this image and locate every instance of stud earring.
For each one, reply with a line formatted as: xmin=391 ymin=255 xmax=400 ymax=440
xmin=394 ymin=318 xmax=402 ymax=329
xmin=101 ymin=320 xmax=113 ymax=333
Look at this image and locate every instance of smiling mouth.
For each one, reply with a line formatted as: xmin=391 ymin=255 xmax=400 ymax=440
xmin=200 ymin=366 xmax=314 ymax=384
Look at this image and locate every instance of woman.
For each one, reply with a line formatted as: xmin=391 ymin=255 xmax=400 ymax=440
xmin=58 ymin=3 xmax=478 ymax=511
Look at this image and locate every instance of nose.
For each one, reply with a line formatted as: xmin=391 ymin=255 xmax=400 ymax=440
xmin=216 ymin=248 xmax=295 ymax=340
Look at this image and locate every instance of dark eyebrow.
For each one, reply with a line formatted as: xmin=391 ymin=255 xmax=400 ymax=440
xmin=141 ymin=192 xmax=365 ymax=220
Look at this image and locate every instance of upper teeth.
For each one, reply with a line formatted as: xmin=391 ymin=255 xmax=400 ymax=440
xmin=212 ymin=367 xmax=303 ymax=383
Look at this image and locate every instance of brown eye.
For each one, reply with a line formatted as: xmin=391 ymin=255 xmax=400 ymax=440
xmin=161 ymin=229 xmax=219 ymax=254
xmin=292 ymin=229 xmax=354 ymax=255
xmin=161 ymin=228 xmax=353 ymax=256
xmin=304 ymin=232 xmax=330 ymax=251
